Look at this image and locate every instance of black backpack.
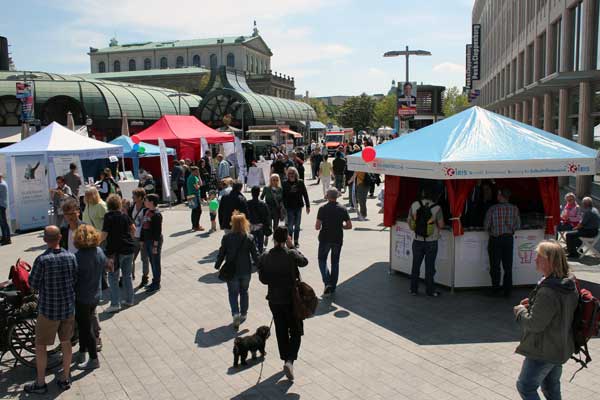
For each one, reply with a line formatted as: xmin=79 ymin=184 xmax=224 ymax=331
xmin=414 ymin=200 xmax=435 ymax=238
xmin=363 ymin=173 xmax=374 ymax=186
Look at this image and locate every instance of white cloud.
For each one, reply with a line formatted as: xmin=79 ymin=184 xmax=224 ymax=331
xmin=433 ymin=62 xmax=465 ymax=73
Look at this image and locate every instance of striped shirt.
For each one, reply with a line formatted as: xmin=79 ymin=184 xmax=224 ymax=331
xmin=484 ymin=202 xmax=521 ymax=237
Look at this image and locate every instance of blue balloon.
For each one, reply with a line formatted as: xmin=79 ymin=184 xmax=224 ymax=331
xmin=132 ymin=143 xmax=140 ymax=151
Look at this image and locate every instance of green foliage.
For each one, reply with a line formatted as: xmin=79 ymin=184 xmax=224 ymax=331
xmin=372 ymin=94 xmax=396 ymax=129
xmin=443 ymin=86 xmax=470 ymax=117
xmin=301 ymin=98 xmax=334 ymax=125
xmin=337 ymin=94 xmax=376 ymax=132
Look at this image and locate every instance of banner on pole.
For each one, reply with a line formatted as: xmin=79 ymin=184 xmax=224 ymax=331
xmin=16 ymin=81 xmax=34 ymax=122
xmin=158 ymin=138 xmax=171 ymax=201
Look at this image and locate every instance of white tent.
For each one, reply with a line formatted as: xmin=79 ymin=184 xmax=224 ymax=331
xmin=0 ymin=122 xmax=123 ymax=230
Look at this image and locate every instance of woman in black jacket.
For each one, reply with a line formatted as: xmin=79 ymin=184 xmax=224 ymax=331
xmin=215 ymin=212 xmax=259 ymax=330
xmin=247 ymin=186 xmax=271 ymax=253
xmin=258 ymin=226 xmax=308 ymax=381
xmin=282 ymin=167 xmax=310 ymax=248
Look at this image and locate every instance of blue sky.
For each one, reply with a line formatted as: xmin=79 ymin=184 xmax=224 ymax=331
xmin=1 ymin=0 xmax=474 ymax=97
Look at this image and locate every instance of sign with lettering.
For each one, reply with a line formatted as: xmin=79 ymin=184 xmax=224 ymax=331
xmin=471 ymin=24 xmax=481 ymax=81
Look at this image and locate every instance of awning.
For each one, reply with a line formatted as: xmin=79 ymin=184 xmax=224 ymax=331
xmin=281 ymin=129 xmax=303 ymax=138
xmin=299 ymin=121 xmax=327 ymax=129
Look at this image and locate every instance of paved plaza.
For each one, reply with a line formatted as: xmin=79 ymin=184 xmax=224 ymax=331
xmin=1 ymin=181 xmax=599 ymax=400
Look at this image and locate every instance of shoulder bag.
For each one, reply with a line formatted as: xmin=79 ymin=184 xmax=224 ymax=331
xmin=290 ymin=257 xmax=318 ymax=320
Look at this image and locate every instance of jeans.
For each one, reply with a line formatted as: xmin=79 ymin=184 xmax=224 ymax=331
xmin=226 ymin=275 xmax=251 ymax=316
xmin=108 ymin=253 xmax=134 ymax=306
xmin=318 ymin=242 xmax=342 ymax=290
xmin=252 ymin=229 xmax=265 ymax=253
xmin=144 ymin=238 xmax=163 ymax=285
xmin=268 ymin=205 xmax=280 ymax=233
xmin=334 ymin=175 xmax=344 ymax=191
xmin=488 ymin=235 xmax=514 ymax=294
xmin=75 ymin=302 xmax=98 ymax=360
xmin=410 ymin=240 xmax=438 ymax=295
xmin=566 ymin=228 xmax=598 ymax=255
xmin=191 ymin=202 xmax=202 ymax=229
xmin=356 ymin=184 xmax=369 ymax=217
xmin=286 ymin=208 xmax=302 ymax=243
xmin=133 ymin=240 xmax=150 ymax=278
xmin=0 ymin=206 xmax=10 ymax=241
xmin=269 ymin=302 xmax=303 ymax=361
xmin=516 ymin=358 xmax=562 ymax=400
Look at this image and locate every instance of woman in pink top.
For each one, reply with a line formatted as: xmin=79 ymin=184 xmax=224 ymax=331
xmin=558 ymin=192 xmax=581 ymax=232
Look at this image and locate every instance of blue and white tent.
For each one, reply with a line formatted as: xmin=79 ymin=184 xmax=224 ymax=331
xmin=109 ymin=135 xmax=176 ymax=159
xmin=349 ymin=106 xmax=599 ymax=179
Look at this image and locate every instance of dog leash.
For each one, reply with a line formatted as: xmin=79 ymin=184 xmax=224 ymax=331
xmin=256 ymin=317 xmax=274 ymax=385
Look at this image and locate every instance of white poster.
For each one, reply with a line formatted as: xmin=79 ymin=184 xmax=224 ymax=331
xmin=52 ymin=155 xmax=83 ymax=196
xmin=12 ymin=154 xmax=49 ymax=230
xmin=246 ymin=167 xmax=264 ymax=187
xmin=200 ymin=137 xmax=209 ymax=159
xmin=158 ymin=138 xmax=171 ymax=201
xmin=223 ymin=142 xmax=235 ymax=157
xmin=393 ymin=224 xmax=413 ymax=260
xmin=257 ymin=160 xmax=272 ymax=184
xmin=234 ymin=137 xmax=246 ymax=184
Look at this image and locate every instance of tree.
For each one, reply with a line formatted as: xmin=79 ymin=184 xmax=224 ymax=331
xmin=443 ymin=86 xmax=470 ymax=117
xmin=337 ymin=94 xmax=376 ymax=132
xmin=301 ymin=98 xmax=334 ymax=125
xmin=372 ymin=94 xmax=396 ymax=129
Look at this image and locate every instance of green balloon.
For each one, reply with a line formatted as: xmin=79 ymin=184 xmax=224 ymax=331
xmin=138 ymin=146 xmax=146 ymax=154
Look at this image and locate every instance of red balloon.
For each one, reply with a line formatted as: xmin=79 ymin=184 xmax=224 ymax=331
xmin=362 ymin=146 xmax=376 ymax=163
xmin=131 ymin=135 xmax=141 ymax=144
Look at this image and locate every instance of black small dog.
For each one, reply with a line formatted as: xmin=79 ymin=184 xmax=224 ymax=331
xmin=233 ymin=326 xmax=271 ymax=367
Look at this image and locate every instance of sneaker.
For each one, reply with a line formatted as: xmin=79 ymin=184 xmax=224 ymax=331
xmin=96 ymin=337 xmax=103 ymax=352
xmin=78 ymin=357 xmax=100 ymax=370
xmin=74 ymin=351 xmax=86 ymax=364
xmin=240 ymin=314 xmax=247 ymax=323
xmin=232 ymin=314 xmax=241 ymax=331
xmin=427 ymin=291 xmax=441 ymax=297
xmin=56 ymin=379 xmax=71 ymax=391
xmin=294 ymin=242 xmax=300 ymax=248
xmin=24 ymin=382 xmax=48 ymax=394
xmin=105 ymin=305 xmax=121 ymax=313
xmin=322 ymin=286 xmax=332 ymax=297
xmin=121 ymin=301 xmax=134 ymax=308
xmin=409 ymin=290 xmax=418 ymax=296
xmin=137 ymin=276 xmax=149 ymax=289
xmin=145 ymin=283 xmax=161 ymax=292
xmin=283 ymin=361 xmax=294 ymax=381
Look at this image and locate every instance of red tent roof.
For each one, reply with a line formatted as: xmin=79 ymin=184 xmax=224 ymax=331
xmin=133 ymin=115 xmax=234 ymax=144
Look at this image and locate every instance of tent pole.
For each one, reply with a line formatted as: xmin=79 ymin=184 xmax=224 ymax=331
xmin=121 ymin=157 xmax=126 ymax=177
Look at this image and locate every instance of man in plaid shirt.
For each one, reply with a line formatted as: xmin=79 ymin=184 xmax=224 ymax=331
xmin=25 ymin=226 xmax=78 ymax=394
xmin=484 ymin=188 xmax=521 ymax=297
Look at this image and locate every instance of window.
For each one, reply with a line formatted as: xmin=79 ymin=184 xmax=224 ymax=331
xmin=226 ymin=53 xmax=235 ymax=68
xmin=129 ymin=59 xmax=136 ymax=71
xmin=246 ymin=54 xmax=250 ymax=71
xmin=176 ymin=56 xmax=184 ymax=68
xmin=113 ymin=60 xmax=120 ymax=72
xmin=210 ymin=54 xmax=217 ymax=69
xmin=551 ymin=18 xmax=562 ymax=73
xmin=527 ymin=43 xmax=534 ymax=85
xmin=539 ymin=32 xmax=546 ymax=78
xmin=572 ymin=2 xmax=583 ymax=71
xmin=160 ymin=57 xmax=168 ymax=69
xmin=144 ymin=58 xmax=152 ymax=70
xmin=192 ymin=55 xmax=200 ymax=67
xmin=98 ymin=61 xmax=105 ymax=73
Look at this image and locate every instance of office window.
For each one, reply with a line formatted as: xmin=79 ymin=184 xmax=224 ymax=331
xmin=539 ymin=32 xmax=546 ymax=78
xmin=192 ymin=55 xmax=200 ymax=67
xmin=98 ymin=61 xmax=105 ymax=73
xmin=551 ymin=18 xmax=562 ymax=73
xmin=144 ymin=58 xmax=151 ymax=70
xmin=572 ymin=2 xmax=583 ymax=71
xmin=128 ymin=59 xmax=136 ymax=71
xmin=160 ymin=57 xmax=168 ymax=69
xmin=113 ymin=60 xmax=120 ymax=72
xmin=527 ymin=43 xmax=534 ymax=84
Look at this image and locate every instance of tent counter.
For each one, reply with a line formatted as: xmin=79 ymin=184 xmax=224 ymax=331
xmin=390 ymin=221 xmax=543 ymax=289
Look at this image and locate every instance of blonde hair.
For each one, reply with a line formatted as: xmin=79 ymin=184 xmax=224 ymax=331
xmin=84 ymin=186 xmax=101 ymax=205
xmin=269 ymin=174 xmax=281 ymax=188
xmin=221 ymin=177 xmax=233 ymax=187
xmin=230 ymin=211 xmax=250 ymax=235
xmin=536 ymin=240 xmax=570 ymax=279
xmin=74 ymin=225 xmax=101 ymax=249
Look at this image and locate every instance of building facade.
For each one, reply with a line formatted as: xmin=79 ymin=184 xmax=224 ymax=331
xmin=471 ymin=0 xmax=600 ymax=196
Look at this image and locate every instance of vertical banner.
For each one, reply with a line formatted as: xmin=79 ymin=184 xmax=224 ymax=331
xmin=158 ymin=138 xmax=171 ymax=202
xmin=16 ymin=81 xmax=34 ymax=122
xmin=200 ymin=137 xmax=209 ymax=160
xmin=397 ymin=81 xmax=418 ymax=120
xmin=12 ymin=154 xmax=49 ymax=230
xmin=465 ymin=44 xmax=473 ymax=89
xmin=471 ymin=24 xmax=481 ymax=81
xmin=234 ymin=136 xmax=247 ymax=184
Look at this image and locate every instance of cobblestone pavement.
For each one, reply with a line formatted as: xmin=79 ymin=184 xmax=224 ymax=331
xmin=1 ymin=179 xmax=599 ymax=399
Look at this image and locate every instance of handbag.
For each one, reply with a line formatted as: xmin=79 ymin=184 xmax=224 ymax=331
xmin=187 ymin=194 xmax=199 ymax=209
xmin=217 ymin=236 xmax=244 ymax=281
xmin=290 ymin=265 xmax=318 ymax=321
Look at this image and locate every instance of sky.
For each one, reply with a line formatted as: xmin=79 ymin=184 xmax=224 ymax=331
xmin=1 ymin=0 xmax=475 ymax=97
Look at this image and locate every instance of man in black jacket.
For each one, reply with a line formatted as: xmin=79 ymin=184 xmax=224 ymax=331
xmin=171 ymin=161 xmax=184 ymax=204
xmin=282 ymin=167 xmax=310 ymax=248
xmin=218 ymin=181 xmax=249 ymax=232
xmin=247 ymin=186 xmax=271 ymax=253
xmin=258 ymin=227 xmax=308 ymax=381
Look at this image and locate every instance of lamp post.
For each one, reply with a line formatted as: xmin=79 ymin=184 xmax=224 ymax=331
xmin=303 ymin=107 xmax=312 ymax=142
xmin=237 ymin=101 xmax=249 ymax=139
xmin=168 ymin=92 xmax=192 ymax=115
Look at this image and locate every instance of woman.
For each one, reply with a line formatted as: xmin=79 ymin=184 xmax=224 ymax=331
xmin=142 ymin=194 xmax=163 ymax=292
xmin=101 ymin=194 xmax=136 ymax=313
xmin=99 ymin=168 xmax=121 ymax=201
xmin=214 ymin=212 xmax=259 ymax=330
xmin=261 ymin=174 xmax=284 ymax=235
xmin=258 ymin=226 xmax=309 ymax=381
xmin=318 ymin=154 xmax=334 ymax=199
xmin=282 ymin=167 xmax=310 ymax=248
xmin=513 ymin=241 xmax=579 ymax=400
xmin=50 ymin=176 xmax=73 ymax=227
xmin=348 ymin=171 xmax=369 ymax=221
xmin=558 ymin=192 xmax=581 ymax=232
xmin=73 ymin=225 xmax=107 ymax=370
xmin=82 ymin=187 xmax=107 ymax=231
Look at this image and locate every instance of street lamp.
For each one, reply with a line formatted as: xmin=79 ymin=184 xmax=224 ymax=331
xmin=383 ymin=46 xmax=432 ymax=82
xmin=168 ymin=92 xmax=192 ymax=115
xmin=236 ymin=101 xmax=249 ymax=139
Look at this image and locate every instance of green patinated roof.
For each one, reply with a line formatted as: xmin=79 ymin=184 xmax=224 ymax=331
xmin=75 ymin=67 xmax=210 ymax=80
xmin=0 ymin=71 xmax=202 ymax=120
xmin=91 ymin=36 xmax=256 ymax=54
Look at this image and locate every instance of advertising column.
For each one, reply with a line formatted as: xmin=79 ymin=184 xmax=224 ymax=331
xmin=11 ymin=154 xmax=49 ymax=230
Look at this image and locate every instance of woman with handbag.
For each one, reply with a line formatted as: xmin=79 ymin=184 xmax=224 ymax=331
xmin=261 ymin=174 xmax=284 ymax=235
xmin=215 ymin=212 xmax=259 ymax=330
xmin=258 ymin=226 xmax=309 ymax=381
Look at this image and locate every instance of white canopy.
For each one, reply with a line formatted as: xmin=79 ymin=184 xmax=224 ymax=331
xmin=0 ymin=122 xmax=123 ymax=159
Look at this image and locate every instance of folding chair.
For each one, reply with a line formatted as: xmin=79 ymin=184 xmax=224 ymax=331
xmin=578 ymin=229 xmax=600 ymax=258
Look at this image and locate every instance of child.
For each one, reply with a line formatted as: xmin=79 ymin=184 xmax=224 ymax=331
xmin=208 ymin=190 xmax=219 ymax=233
xmin=141 ymin=194 xmax=163 ymax=292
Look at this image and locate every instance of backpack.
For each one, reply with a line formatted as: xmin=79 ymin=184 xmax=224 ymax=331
xmin=414 ymin=200 xmax=435 ymax=238
xmin=8 ymin=258 xmax=32 ymax=295
xmin=570 ymin=282 xmax=600 ymax=381
xmin=363 ymin=173 xmax=374 ymax=186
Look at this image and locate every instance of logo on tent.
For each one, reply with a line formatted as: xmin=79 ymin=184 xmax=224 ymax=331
xmin=443 ymin=167 xmax=456 ymax=177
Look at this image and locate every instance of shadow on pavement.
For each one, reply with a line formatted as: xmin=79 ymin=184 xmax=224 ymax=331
xmin=24 ymin=244 xmax=47 ymax=253
xmin=333 ymin=262 xmax=529 ymax=345
xmin=198 ymin=250 xmax=219 ymax=265
xmin=195 ymin=326 xmax=248 ymax=348
xmin=198 ymin=271 xmax=223 ymax=285
xmin=313 ymin=298 xmax=338 ymax=316
xmin=230 ymin=371 xmax=298 ymax=399
xmin=170 ymin=229 xmax=195 ymax=238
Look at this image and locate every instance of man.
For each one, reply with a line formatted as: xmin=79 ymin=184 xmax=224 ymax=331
xmin=316 ymin=188 xmax=352 ymax=297
xmin=202 ymin=150 xmax=213 ymax=175
xmin=25 ymin=226 xmax=77 ymax=394
xmin=484 ymin=188 xmax=521 ymax=296
xmin=171 ymin=160 xmax=185 ymax=204
xmin=332 ymin=152 xmax=347 ymax=193
xmin=0 ymin=172 xmax=11 ymax=245
xmin=566 ymin=196 xmax=600 ymax=257
xmin=216 ymin=154 xmax=231 ymax=181
xmin=311 ymin=148 xmax=323 ymax=183
xmin=51 ymin=176 xmax=73 ymax=227
xmin=408 ymin=187 xmax=445 ymax=297
xmin=218 ymin=181 xmax=248 ymax=232
xmin=129 ymin=188 xmax=150 ymax=287
xmin=187 ymin=166 xmax=204 ymax=231
xmin=60 ymin=199 xmax=84 ymax=254
xmin=63 ymin=163 xmax=83 ymax=209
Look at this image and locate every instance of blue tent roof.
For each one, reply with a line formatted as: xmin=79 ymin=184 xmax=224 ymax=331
xmin=109 ymin=135 xmax=176 ymax=158
xmin=348 ymin=106 xmax=599 ymax=179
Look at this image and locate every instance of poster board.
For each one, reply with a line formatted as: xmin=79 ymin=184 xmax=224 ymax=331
xmin=12 ymin=154 xmax=49 ymax=230
xmin=257 ymin=160 xmax=273 ymax=186
xmin=246 ymin=166 xmax=264 ymax=187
